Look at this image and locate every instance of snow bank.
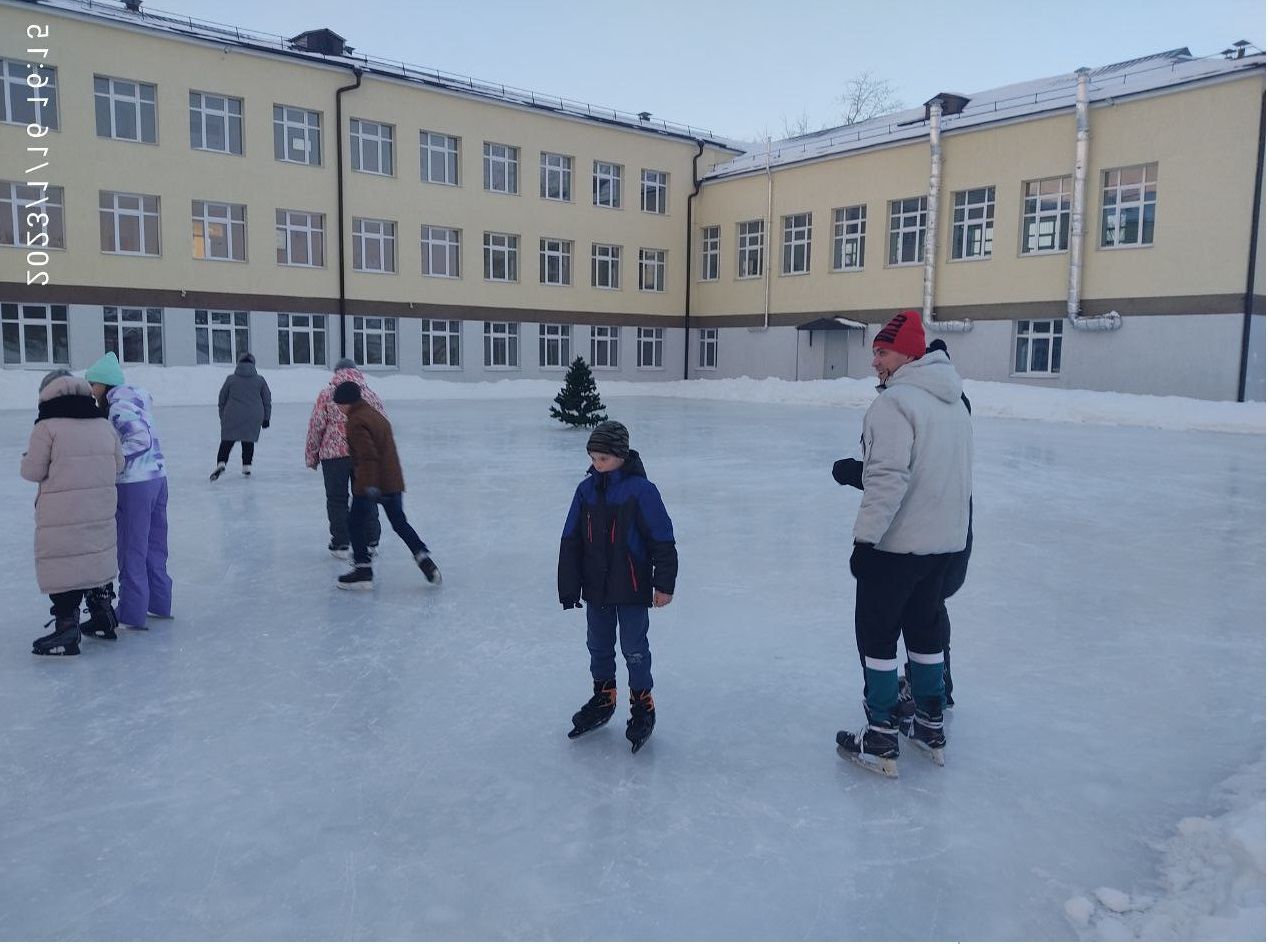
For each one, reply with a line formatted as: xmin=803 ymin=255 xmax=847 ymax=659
xmin=2 ymin=366 xmax=1262 ymax=434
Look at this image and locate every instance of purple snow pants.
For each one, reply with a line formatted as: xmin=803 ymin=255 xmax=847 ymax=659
xmin=116 ymin=477 xmax=173 ymax=627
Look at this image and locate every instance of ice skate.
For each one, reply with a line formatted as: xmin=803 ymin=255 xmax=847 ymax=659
xmin=336 ymin=566 xmax=374 ymax=591
xmin=626 ymin=689 xmax=655 ymax=753
xmin=568 ymin=680 xmax=617 ymax=738
xmin=836 ymin=710 xmax=899 ymax=778
xmin=242 ymin=465 xmax=251 ymax=476
xmin=328 ymin=542 xmax=351 ymax=560
xmin=904 ymin=708 xmax=946 ymax=766
xmin=209 ymin=462 xmax=225 ymax=481
xmin=32 ymin=612 xmax=81 ymax=656
xmin=415 ymin=551 xmax=442 ymax=585
xmin=79 ymin=584 xmax=119 ymax=640
xmin=893 ymin=676 xmax=916 ymax=737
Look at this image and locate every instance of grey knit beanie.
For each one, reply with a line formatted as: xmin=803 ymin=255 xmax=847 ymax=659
xmin=38 ymin=368 xmax=73 ymax=392
xmin=334 ymin=357 xmax=357 ymax=371
xmin=586 ymin=420 xmax=630 ymax=458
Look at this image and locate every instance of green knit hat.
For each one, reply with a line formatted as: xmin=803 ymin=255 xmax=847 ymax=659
xmin=84 ymin=352 xmax=125 ymax=387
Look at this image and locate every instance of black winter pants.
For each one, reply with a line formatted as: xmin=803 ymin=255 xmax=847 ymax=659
xmin=854 ymin=550 xmax=953 ymax=664
xmin=321 ymin=457 xmax=381 ymax=548
xmin=48 ymin=588 xmax=87 ymax=618
xmin=216 ymin=440 xmax=255 ymax=465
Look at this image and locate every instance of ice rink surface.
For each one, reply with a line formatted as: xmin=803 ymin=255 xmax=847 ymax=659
xmin=0 ymin=394 xmax=1262 ymax=940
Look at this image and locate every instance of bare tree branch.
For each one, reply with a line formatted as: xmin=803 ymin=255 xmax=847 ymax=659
xmin=835 ymin=71 xmax=904 ymax=126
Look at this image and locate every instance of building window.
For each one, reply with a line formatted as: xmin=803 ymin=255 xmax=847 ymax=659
xmin=539 ymin=323 xmax=571 ymax=368
xmin=350 ymin=118 xmax=394 ymax=176
xmin=1 ymin=60 xmax=58 ymax=130
xmin=352 ymin=316 xmax=397 ymax=367
xmin=192 ymin=200 xmax=247 ymax=262
xmin=637 ymin=327 xmax=664 ymax=368
xmin=698 ymin=327 xmax=718 ymax=370
xmin=888 ymin=196 xmax=927 ymax=265
xmin=950 ymin=186 xmax=995 ymax=260
xmin=483 ymin=321 xmax=519 ymax=368
xmin=782 ymin=212 xmax=812 ymax=274
xmin=737 ymin=220 xmax=765 ymax=278
xmin=273 ymin=105 xmax=321 ymax=165
xmin=194 ymin=310 xmax=249 ymax=365
xmin=483 ymin=142 xmax=519 ymax=194
xmin=540 ymin=152 xmax=573 ymax=201
xmin=1101 ymin=163 xmax=1157 ymax=248
xmin=483 ymin=232 xmax=519 ymax=282
xmin=1014 ymin=319 xmax=1063 ymax=375
xmin=2 ymin=303 xmax=68 ymax=365
xmin=592 ymin=243 xmax=621 ymax=289
xmin=189 ymin=91 xmax=242 ymax=155
xmin=421 ymin=319 xmax=461 ymax=368
xmin=639 ymin=249 xmax=666 ymax=292
xmin=590 ymin=325 xmax=619 ymax=368
xmin=593 ymin=161 xmax=622 ymax=209
xmin=832 ymin=205 xmax=866 ymax=270
xmin=275 ymin=209 xmax=324 ymax=267
xmin=700 ymin=225 xmax=720 ymax=281
xmin=421 ymin=131 xmax=459 ymax=185
xmin=2 ymin=181 xmax=64 ymax=249
xmin=99 ymin=191 xmax=160 ymax=256
xmin=103 ymin=306 xmax=163 ymax=364
xmin=540 ymin=238 xmax=572 ymax=286
xmin=277 ymin=313 xmax=326 ymax=366
xmin=422 ymin=226 xmax=461 ymax=278
xmin=94 ymin=75 xmax=156 ymax=143
xmin=641 ymin=169 xmax=668 ymax=214
xmin=1021 ymin=176 xmax=1071 ymax=254
xmin=352 ymin=218 xmax=396 ymax=273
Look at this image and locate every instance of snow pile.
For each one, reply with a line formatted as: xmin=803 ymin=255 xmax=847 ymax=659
xmin=0 ymin=366 xmax=1262 ymax=434
xmin=1066 ymin=757 xmax=1266 ymax=941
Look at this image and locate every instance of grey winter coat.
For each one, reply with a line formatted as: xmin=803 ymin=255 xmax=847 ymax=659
xmin=218 ymin=358 xmax=272 ymax=442
xmin=21 ymin=375 xmax=124 ymax=594
xmin=853 ymin=350 xmax=973 ymax=554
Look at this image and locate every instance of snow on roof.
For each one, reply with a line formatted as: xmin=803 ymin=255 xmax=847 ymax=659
xmin=707 ymin=48 xmax=1265 ymax=179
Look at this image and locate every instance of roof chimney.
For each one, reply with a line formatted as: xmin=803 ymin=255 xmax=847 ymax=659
xmin=123 ymin=0 xmax=142 ymax=11
xmin=288 ymin=29 xmax=352 ymax=56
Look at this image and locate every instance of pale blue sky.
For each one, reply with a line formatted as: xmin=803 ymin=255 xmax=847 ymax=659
xmin=142 ymin=0 xmax=1264 ymax=140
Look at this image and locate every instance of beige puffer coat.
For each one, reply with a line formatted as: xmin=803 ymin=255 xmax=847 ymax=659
xmin=20 ymin=375 xmax=124 ymax=594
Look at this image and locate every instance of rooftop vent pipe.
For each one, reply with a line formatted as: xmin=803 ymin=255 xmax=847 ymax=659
xmin=1067 ymin=68 xmax=1122 ymax=331
xmin=922 ymin=95 xmax=971 ymax=333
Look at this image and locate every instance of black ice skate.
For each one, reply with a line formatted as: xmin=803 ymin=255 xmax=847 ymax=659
xmin=568 ymin=680 xmax=617 ymax=739
xmin=415 ymin=551 xmax=442 ymax=585
xmin=336 ymin=566 xmax=374 ymax=591
xmin=242 ymin=465 xmax=251 ymax=477
xmin=626 ymin=689 xmax=655 ymax=753
xmin=904 ymin=708 xmax=946 ymax=766
xmin=209 ymin=462 xmax=225 ymax=481
xmin=836 ymin=711 xmax=900 ymax=778
xmin=80 ymin=584 xmax=119 ymax=640
xmin=32 ymin=612 xmax=81 ymax=656
xmin=893 ymin=676 xmax=916 ymax=737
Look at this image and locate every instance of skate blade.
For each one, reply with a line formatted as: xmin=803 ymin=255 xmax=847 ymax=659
xmin=629 ymin=733 xmax=651 ymax=754
xmin=336 ymin=581 xmax=374 ymax=592
xmin=32 ymin=645 xmax=79 ymax=656
xmin=81 ymin=630 xmax=117 ymax=640
xmin=567 ymin=717 xmax=610 ymax=739
xmin=907 ymin=739 xmax=946 ymax=766
xmin=837 ymin=745 xmax=898 ymax=778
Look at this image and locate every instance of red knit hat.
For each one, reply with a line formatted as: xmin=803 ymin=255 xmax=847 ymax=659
xmin=873 ymin=310 xmax=926 ymax=359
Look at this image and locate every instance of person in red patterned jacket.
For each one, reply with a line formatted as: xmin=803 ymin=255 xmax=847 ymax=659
xmin=304 ymin=358 xmax=386 ymax=557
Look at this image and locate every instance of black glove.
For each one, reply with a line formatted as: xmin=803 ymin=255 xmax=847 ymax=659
xmin=261 ymin=419 xmax=269 ymax=429
xmin=561 ymin=599 xmax=583 ymax=610
xmin=832 ymin=458 xmax=863 ymax=489
xmin=849 ymin=542 xmax=875 ymax=579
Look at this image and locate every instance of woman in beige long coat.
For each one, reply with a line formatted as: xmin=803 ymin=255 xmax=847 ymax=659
xmin=21 ymin=371 xmax=124 ymax=656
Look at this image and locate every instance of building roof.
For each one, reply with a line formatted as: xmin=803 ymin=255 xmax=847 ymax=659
xmin=796 ymin=317 xmax=866 ymax=331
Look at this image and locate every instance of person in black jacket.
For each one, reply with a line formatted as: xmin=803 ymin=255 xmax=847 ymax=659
xmin=558 ymin=421 xmax=677 ymax=753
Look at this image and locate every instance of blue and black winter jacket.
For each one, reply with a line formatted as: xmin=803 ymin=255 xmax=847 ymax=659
xmin=558 ymin=450 xmax=678 ymax=607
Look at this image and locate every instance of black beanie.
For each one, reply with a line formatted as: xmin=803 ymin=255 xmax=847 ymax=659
xmin=333 ymin=380 xmax=362 ymax=405
xmin=586 ymin=420 xmax=629 ymax=458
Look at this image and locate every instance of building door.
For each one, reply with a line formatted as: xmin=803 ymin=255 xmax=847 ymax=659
xmin=823 ymin=332 xmax=849 ymax=379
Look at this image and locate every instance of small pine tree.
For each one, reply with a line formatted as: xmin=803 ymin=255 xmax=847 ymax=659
xmin=550 ymin=356 xmax=608 ymax=427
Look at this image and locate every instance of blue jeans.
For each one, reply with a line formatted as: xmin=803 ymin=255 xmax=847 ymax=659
xmin=586 ymin=603 xmax=652 ymax=690
xmin=350 ymin=492 xmax=427 ymax=566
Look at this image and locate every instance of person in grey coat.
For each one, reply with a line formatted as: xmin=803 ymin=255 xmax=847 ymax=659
xmin=211 ymin=352 xmax=272 ymax=480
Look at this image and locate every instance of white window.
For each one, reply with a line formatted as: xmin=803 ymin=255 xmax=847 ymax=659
xmin=2 ymin=303 xmax=68 ymax=365
xmin=422 ymin=226 xmax=461 ymax=278
xmin=593 ymin=161 xmax=622 ymax=208
xmin=637 ymin=327 xmax=664 ymax=368
xmin=698 ymin=327 xmax=718 ymax=370
xmin=590 ymin=325 xmax=619 ymax=368
xmin=275 ymin=209 xmax=324 ymax=267
xmin=639 ymin=249 xmax=666 ymax=292
xmin=592 ymin=243 xmax=621 ymax=289
xmin=103 ymin=307 xmax=163 ymax=364
xmin=483 ymin=142 xmax=519 ymax=194
xmin=541 ymin=152 xmax=572 ymax=201
xmin=352 ymin=316 xmax=397 ymax=367
xmin=1021 ymin=176 xmax=1072 ymax=254
xmin=888 ymin=196 xmax=927 ymax=265
xmin=1014 ymin=319 xmax=1063 ymax=375
xmin=273 ymin=105 xmax=321 ymax=165
xmin=94 ymin=75 xmax=156 ymax=143
xmin=195 ymin=310 xmax=249 ymax=364
xmin=99 ymin=191 xmax=160 ymax=256
xmin=421 ymin=131 xmax=459 ymax=185
xmin=483 ymin=321 xmax=519 ymax=368
xmin=700 ymin=225 xmax=720 ymax=281
xmin=422 ymin=319 xmax=461 ymax=368
xmin=737 ymin=220 xmax=764 ymax=277
xmin=1 ymin=181 xmax=64 ymax=249
xmin=352 ymin=218 xmax=396 ymax=273
xmin=483 ymin=232 xmax=519 ymax=282
xmin=1 ymin=59 xmax=58 ymax=129
xmin=192 ymin=200 xmax=247 ymax=262
xmin=539 ymin=323 xmax=571 ymax=368
xmin=1101 ymin=163 xmax=1157 ymax=248
xmin=832 ymin=205 xmax=866 ymax=270
xmin=641 ymin=169 xmax=668 ymax=214
xmin=540 ymin=238 xmax=572 ymax=286
xmin=782 ymin=212 xmax=812 ymax=274
xmin=277 ymin=313 xmax=326 ymax=366
xmin=189 ymin=91 xmax=242 ymax=155
xmin=951 ymin=186 xmax=995 ymax=260
xmin=350 ymin=118 xmax=394 ymax=176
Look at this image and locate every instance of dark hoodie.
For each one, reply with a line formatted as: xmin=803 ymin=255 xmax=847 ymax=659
xmin=217 ymin=356 xmax=272 ymax=442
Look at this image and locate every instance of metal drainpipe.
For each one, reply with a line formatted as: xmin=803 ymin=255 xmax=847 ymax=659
xmin=683 ymin=140 xmax=705 ymax=379
xmin=1237 ymin=91 xmax=1265 ymax=402
xmin=335 ymin=68 xmax=364 ymax=358
xmin=922 ymin=97 xmax=971 ymax=333
xmin=1067 ymin=68 xmax=1121 ymax=332
xmin=762 ymin=140 xmax=773 ymax=330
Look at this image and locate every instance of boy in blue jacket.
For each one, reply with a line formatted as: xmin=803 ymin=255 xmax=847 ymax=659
xmin=558 ymin=421 xmax=677 ymax=753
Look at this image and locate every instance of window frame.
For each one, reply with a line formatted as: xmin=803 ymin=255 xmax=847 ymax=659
xmin=592 ymin=243 xmax=621 ymax=290
xmin=1 ymin=59 xmax=58 ymax=130
xmin=189 ymin=90 xmax=243 ymax=155
xmin=640 ymin=169 xmax=668 ymax=214
xmin=275 ymin=209 xmax=325 ymax=268
xmin=421 ymin=225 xmax=461 ymax=279
xmin=638 ymin=248 xmax=666 ymax=292
xmin=483 ymin=231 xmax=519 ymax=283
xmin=483 ymin=141 xmax=519 ymax=195
xmin=781 ymin=211 xmax=813 ymax=275
xmin=593 ymin=160 xmax=623 ymax=209
xmin=887 ymin=195 xmax=928 ymax=266
xmin=483 ymin=321 xmax=520 ymax=369
xmin=349 ymin=117 xmax=394 ymax=176
xmin=103 ymin=306 xmax=164 ymax=365
xmin=352 ymin=217 xmax=397 ymax=274
xmin=94 ymin=74 xmax=156 ymax=143
xmin=737 ymin=219 xmax=765 ymax=278
xmin=538 ymin=323 xmax=571 ymax=369
xmin=1020 ymin=175 xmax=1072 ymax=255
xmin=831 ymin=205 xmax=866 ymax=271
xmin=273 ymin=104 xmax=322 ymax=166
xmin=421 ymin=318 xmax=462 ymax=369
xmin=192 ymin=199 xmax=247 ymax=263
xmin=2 ymin=302 xmax=69 ymax=366
xmin=950 ymin=186 xmax=996 ymax=260
xmin=700 ymin=225 xmax=720 ymax=281
xmin=540 ymin=151 xmax=573 ymax=202
xmin=1012 ymin=319 xmax=1064 ymax=376
xmin=2 ymin=181 xmax=64 ymax=249
xmin=590 ymin=325 xmax=619 ymax=369
xmin=636 ymin=326 xmax=664 ymax=369
xmin=351 ymin=315 xmax=398 ymax=368
xmin=1099 ymin=162 xmax=1158 ymax=249
xmin=421 ymin=131 xmax=460 ymax=185
xmin=99 ymin=190 xmax=160 ymax=256
xmin=697 ymin=327 xmax=718 ymax=370
xmin=276 ymin=313 xmax=327 ymax=367
xmin=539 ymin=237 xmax=573 ymax=286
xmin=194 ymin=309 xmax=249 ymax=365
